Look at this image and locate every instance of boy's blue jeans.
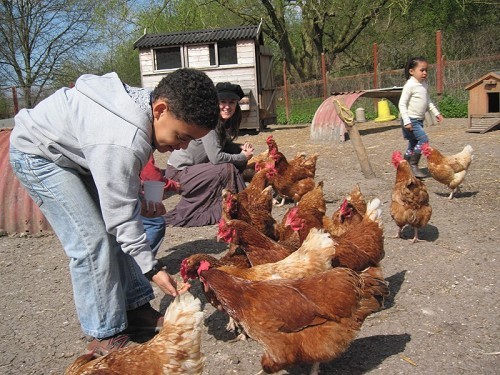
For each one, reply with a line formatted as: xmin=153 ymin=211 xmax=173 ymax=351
xmin=401 ymin=118 xmax=429 ymax=155
xmin=9 ymin=146 xmax=155 ymax=339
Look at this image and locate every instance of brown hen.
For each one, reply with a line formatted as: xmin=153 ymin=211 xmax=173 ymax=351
xmin=390 ymin=151 xmax=432 ymax=243
xmin=196 ymin=263 xmax=389 ymax=374
xmin=276 ymin=181 xmax=327 ymax=248
xmin=266 ymin=135 xmax=318 ymax=176
xmin=330 ymin=198 xmax=385 ymax=271
xmin=264 ymin=135 xmax=317 ymax=205
xmin=421 ymin=142 xmax=474 ymax=199
xmin=324 ymin=184 xmax=366 ymax=237
xmin=221 ymin=166 xmax=278 ymax=240
xmin=217 ymin=217 xmax=295 ymax=266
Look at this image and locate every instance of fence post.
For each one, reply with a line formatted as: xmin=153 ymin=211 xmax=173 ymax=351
xmin=283 ymin=60 xmax=290 ymax=123
xmin=11 ymin=86 xmax=19 ymax=115
xmin=373 ymin=42 xmax=379 ymax=111
xmin=436 ymin=30 xmax=443 ymax=100
xmin=322 ymin=52 xmax=328 ymax=100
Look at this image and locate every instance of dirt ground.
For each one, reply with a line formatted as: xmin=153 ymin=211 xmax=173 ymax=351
xmin=0 ymin=118 xmax=499 ymax=375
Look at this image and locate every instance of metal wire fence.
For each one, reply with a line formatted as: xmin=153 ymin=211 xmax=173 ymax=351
xmin=276 ymin=54 xmax=500 ymax=124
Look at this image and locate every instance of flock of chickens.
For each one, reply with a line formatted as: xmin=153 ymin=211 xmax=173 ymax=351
xmin=66 ymin=135 xmax=474 ymax=374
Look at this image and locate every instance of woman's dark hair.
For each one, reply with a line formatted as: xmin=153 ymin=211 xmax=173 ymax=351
xmin=404 ymin=56 xmax=428 ymax=80
xmin=216 ymin=104 xmax=242 ymax=148
xmin=152 ymin=68 xmax=219 ymax=130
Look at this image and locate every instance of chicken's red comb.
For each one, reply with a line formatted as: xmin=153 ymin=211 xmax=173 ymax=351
xmin=270 ymin=150 xmax=282 ymax=160
xmin=217 ymin=218 xmax=234 ymax=242
xmin=266 ymin=165 xmax=277 ymax=178
xmin=391 ymin=151 xmax=403 ymax=168
xmin=284 ymin=207 xmax=299 ymax=226
xmin=339 ymin=198 xmax=349 ymax=212
xmin=266 ymin=135 xmax=274 ymax=143
xmin=180 ymin=258 xmax=188 ymax=281
xmin=421 ymin=142 xmax=431 ymax=156
xmin=217 ymin=218 xmax=226 ymax=234
xmin=257 ymin=161 xmax=275 ymax=172
xmin=197 ymin=260 xmax=211 ymax=275
xmin=223 ymin=191 xmax=233 ymax=210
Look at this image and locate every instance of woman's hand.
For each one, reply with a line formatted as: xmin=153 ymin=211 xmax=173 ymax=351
xmin=141 ymin=200 xmax=166 ymax=217
xmin=152 ymin=270 xmax=191 ymax=297
xmin=241 ymin=141 xmax=253 ymax=151
xmin=241 ymin=142 xmax=255 ymax=159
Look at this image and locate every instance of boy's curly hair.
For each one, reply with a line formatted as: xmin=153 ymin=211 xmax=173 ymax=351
xmin=152 ymin=68 xmax=219 ymax=130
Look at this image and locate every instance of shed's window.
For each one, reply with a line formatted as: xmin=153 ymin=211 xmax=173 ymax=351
xmin=209 ymin=44 xmax=216 ymax=66
xmin=218 ymin=41 xmax=237 ymax=65
xmin=155 ymin=47 xmax=182 ymax=70
xmin=208 ymin=42 xmax=237 ymax=66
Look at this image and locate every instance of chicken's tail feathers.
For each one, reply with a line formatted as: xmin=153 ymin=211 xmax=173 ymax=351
xmin=164 ymin=292 xmax=204 ymax=328
xmin=357 ymin=267 xmax=390 ymax=320
xmin=464 ymin=144 xmax=474 ymax=159
xmin=361 ymin=265 xmax=385 ymax=280
xmin=162 ymin=292 xmax=206 ymax=374
xmin=303 ymin=228 xmax=336 ymax=250
xmin=365 ymin=198 xmax=383 ymax=227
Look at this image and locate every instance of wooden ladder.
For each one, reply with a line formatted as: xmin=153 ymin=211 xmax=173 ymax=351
xmin=466 ymin=114 xmax=500 ymax=134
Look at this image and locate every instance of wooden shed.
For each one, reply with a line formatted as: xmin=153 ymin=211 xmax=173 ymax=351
xmin=133 ymin=24 xmax=276 ymax=131
xmin=465 ymin=71 xmax=500 ymax=133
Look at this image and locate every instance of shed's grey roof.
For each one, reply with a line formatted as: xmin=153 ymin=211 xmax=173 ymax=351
xmin=134 ymin=25 xmax=261 ymax=49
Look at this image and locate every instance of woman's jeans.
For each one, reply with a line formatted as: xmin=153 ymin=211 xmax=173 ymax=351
xmin=401 ymin=118 xmax=429 ymax=155
xmin=141 ymin=216 xmax=165 ymax=257
xmin=9 ymin=146 xmax=154 ymax=339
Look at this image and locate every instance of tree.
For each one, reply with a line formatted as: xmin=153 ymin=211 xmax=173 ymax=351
xmin=207 ymin=0 xmax=393 ymax=81
xmin=135 ymin=0 xmax=242 ymax=34
xmin=0 ymin=0 xmax=99 ymax=108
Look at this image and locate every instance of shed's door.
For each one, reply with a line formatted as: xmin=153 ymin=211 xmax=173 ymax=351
xmin=259 ymin=45 xmax=276 ymax=128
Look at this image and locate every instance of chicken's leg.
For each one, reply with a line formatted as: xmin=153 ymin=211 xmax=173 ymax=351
xmin=226 ymin=317 xmax=248 ymax=341
xmin=272 ymin=195 xmax=286 ymax=206
xmin=448 ymin=186 xmax=460 ymax=200
xmin=309 ymin=362 xmax=320 ymax=375
xmin=226 ymin=316 xmax=237 ymax=332
xmin=411 ymin=227 xmax=422 ymax=243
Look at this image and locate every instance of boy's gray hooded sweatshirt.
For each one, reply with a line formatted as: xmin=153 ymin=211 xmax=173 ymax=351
xmin=10 ymin=72 xmax=156 ymax=273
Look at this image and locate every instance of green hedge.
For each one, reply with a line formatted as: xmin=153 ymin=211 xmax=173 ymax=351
xmin=276 ymin=94 xmax=468 ymax=125
xmin=437 ymin=95 xmax=468 ymax=118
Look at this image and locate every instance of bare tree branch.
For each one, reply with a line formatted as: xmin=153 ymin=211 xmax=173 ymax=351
xmin=0 ymin=0 xmax=99 ymax=107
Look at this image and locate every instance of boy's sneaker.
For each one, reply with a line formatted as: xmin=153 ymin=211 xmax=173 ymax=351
xmin=125 ymin=302 xmax=164 ymax=333
xmin=86 ymin=333 xmax=132 ymax=357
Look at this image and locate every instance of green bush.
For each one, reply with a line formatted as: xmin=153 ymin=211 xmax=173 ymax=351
xmin=275 ymin=93 xmax=468 ymax=125
xmin=276 ymin=98 xmax=321 ymax=125
xmin=437 ymin=95 xmax=468 ymax=118
xmin=276 ymin=110 xmax=315 ymax=125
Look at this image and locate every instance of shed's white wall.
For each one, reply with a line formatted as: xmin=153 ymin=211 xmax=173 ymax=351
xmin=186 ymin=45 xmax=211 ymax=68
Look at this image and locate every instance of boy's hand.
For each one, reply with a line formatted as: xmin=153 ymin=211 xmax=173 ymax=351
xmin=404 ymin=123 xmax=413 ymax=131
xmin=436 ymin=114 xmax=444 ymax=123
xmin=152 ymin=270 xmax=191 ymax=297
xmin=141 ymin=200 xmax=166 ymax=217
